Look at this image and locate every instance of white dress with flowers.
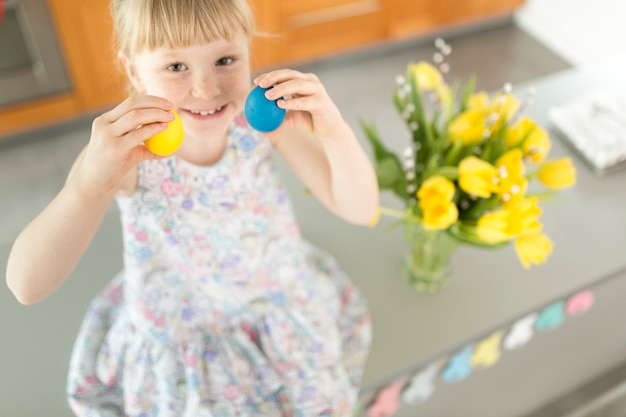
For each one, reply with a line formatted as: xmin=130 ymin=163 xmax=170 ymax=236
xmin=66 ymin=114 xmax=372 ymax=417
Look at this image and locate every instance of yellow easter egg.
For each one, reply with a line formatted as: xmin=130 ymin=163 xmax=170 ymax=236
xmin=144 ymin=110 xmax=184 ymax=156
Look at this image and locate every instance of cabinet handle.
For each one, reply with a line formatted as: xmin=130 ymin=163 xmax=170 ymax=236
xmin=289 ymin=0 xmax=380 ymax=28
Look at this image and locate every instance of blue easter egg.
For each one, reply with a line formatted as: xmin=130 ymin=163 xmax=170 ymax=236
xmin=244 ymin=85 xmax=286 ymax=133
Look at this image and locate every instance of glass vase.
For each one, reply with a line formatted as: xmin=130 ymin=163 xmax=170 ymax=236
xmin=402 ymin=221 xmax=458 ymax=292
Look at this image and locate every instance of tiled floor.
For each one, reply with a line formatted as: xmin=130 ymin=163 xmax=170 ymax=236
xmin=1 ymin=2 xmax=625 ymax=415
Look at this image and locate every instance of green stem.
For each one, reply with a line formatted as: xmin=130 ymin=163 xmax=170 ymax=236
xmin=378 ymin=206 xmax=408 ymax=219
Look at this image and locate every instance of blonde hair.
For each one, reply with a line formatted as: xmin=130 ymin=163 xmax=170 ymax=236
xmin=111 ymin=0 xmax=256 ymax=57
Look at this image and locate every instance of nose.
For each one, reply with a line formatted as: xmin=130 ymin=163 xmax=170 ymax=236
xmin=191 ymin=71 xmax=220 ymax=100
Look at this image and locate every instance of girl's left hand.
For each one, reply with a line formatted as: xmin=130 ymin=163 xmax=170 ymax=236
xmin=254 ymin=69 xmax=379 ymax=226
xmin=254 ymin=69 xmax=346 ymax=138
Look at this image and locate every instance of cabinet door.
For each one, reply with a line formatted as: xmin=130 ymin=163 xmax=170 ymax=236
xmin=1 ymin=0 xmax=125 ymax=137
xmin=249 ymin=1 xmax=284 ymax=70
xmin=387 ymin=0 xmax=440 ymax=39
xmin=388 ymin=0 xmax=526 ymax=40
xmin=443 ymin=0 xmax=526 ymax=22
xmin=48 ymin=0 xmax=126 ymax=110
xmin=252 ymin=0 xmax=386 ymax=68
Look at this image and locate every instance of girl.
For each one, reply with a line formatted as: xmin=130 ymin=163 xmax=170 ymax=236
xmin=6 ymin=0 xmax=378 ymax=415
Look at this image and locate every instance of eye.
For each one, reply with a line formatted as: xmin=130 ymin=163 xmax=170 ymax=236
xmin=216 ymin=56 xmax=235 ymax=66
xmin=167 ymin=62 xmax=188 ymax=72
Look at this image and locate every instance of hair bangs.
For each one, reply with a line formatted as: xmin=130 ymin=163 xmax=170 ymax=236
xmin=115 ymin=0 xmax=255 ymax=55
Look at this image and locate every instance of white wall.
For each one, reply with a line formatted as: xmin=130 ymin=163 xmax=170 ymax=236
xmin=515 ymin=0 xmax=626 ymax=66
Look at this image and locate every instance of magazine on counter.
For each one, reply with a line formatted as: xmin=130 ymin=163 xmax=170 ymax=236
xmin=549 ymin=89 xmax=626 ymax=176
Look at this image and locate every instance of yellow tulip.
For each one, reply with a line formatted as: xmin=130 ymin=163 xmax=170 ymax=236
xmin=505 ymin=117 xmax=536 ymax=147
xmin=505 ymin=198 xmax=543 ymax=238
xmin=491 ymin=93 xmax=520 ymax=122
xmin=417 ymin=176 xmax=458 ymax=230
xmin=494 ymin=149 xmax=527 ymax=203
xmin=497 ymin=176 xmax=528 ymax=205
xmin=421 ymin=198 xmax=459 ymax=230
xmin=410 ymin=62 xmax=443 ymax=91
xmin=537 ymin=158 xmax=576 ymax=189
xmin=496 ymin=148 xmax=526 ymax=179
xmin=417 ymin=175 xmax=456 ymax=202
xmin=467 ymin=92 xmax=490 ymax=113
xmin=448 ymin=110 xmax=487 ymax=145
xmin=476 ymin=197 xmax=542 ymax=244
xmin=466 ymin=92 xmax=519 ymax=133
xmin=514 ymin=232 xmax=553 ymax=269
xmin=523 ymin=125 xmax=551 ymax=163
xmin=458 ymin=156 xmax=498 ymax=198
xmin=476 ymin=210 xmax=511 ymax=243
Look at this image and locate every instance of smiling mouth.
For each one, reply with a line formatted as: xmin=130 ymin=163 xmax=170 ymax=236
xmin=185 ymin=106 xmax=225 ymax=116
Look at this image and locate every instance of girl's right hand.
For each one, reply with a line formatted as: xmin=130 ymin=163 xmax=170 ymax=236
xmin=71 ymin=96 xmax=174 ymax=197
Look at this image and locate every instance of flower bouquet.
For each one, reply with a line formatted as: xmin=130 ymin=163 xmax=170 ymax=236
xmin=362 ymin=40 xmax=576 ymax=292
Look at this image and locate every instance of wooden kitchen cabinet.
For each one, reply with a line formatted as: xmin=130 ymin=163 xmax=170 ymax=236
xmin=0 ymin=0 xmax=126 ymax=138
xmin=0 ymin=0 xmax=525 ymax=138
xmin=251 ymin=0 xmax=525 ymax=69
xmin=251 ymin=0 xmax=386 ymax=68
xmin=47 ymin=0 xmax=127 ymax=110
xmin=387 ymin=0 xmax=526 ymax=40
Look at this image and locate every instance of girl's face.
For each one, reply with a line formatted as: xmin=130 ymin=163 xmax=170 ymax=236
xmin=124 ymin=33 xmax=251 ymax=152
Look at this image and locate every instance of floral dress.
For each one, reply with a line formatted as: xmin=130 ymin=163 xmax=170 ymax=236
xmin=66 ymin=115 xmax=372 ymax=417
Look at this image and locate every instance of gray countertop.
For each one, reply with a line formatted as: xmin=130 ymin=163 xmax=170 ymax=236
xmin=2 ymin=56 xmax=626 ymax=416
xmin=286 ymin=55 xmax=626 ymax=390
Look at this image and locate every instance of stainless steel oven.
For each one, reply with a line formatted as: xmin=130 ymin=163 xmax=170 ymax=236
xmin=0 ymin=0 xmax=70 ymax=108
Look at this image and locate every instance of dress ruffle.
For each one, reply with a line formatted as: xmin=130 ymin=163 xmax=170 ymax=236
xmin=68 ymin=247 xmax=371 ymax=417
xmin=67 ymin=120 xmax=371 ymax=416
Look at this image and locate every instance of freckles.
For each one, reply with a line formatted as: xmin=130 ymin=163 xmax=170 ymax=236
xmin=149 ymin=81 xmax=189 ymax=102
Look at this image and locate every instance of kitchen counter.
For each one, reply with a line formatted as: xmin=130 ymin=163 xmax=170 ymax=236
xmin=308 ymin=55 xmax=626 ymax=415
xmin=2 ymin=53 xmax=625 ymax=417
